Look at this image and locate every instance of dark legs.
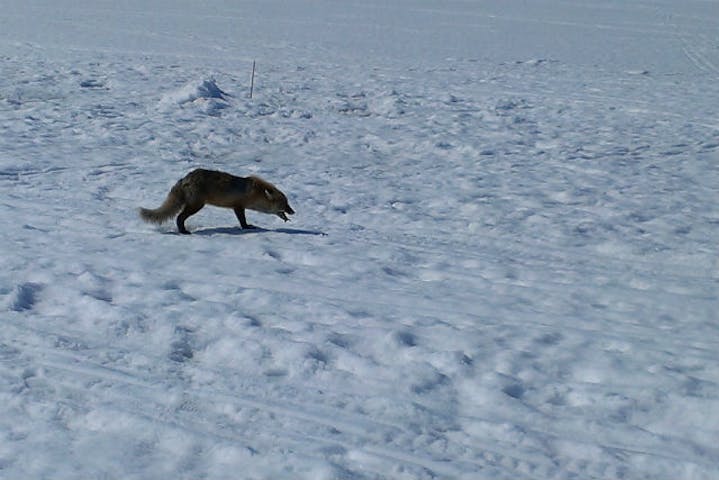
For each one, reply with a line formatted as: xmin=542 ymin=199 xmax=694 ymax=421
xmin=234 ymin=207 xmax=257 ymax=229
xmin=176 ymin=203 xmax=204 ymax=234
xmin=176 ymin=205 xmax=257 ymax=234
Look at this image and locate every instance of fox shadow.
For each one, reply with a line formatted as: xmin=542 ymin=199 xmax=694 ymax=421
xmin=192 ymin=226 xmax=327 ymax=237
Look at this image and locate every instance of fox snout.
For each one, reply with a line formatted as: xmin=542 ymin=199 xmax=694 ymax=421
xmin=278 ymin=204 xmax=294 ymax=222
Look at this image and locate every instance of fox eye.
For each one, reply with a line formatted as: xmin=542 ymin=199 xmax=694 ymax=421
xmin=263 ymin=188 xmax=274 ymax=200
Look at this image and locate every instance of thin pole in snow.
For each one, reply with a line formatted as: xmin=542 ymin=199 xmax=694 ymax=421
xmin=250 ymin=60 xmax=256 ymax=99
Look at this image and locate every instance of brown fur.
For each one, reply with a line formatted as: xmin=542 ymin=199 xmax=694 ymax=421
xmin=139 ymin=169 xmax=294 ymax=234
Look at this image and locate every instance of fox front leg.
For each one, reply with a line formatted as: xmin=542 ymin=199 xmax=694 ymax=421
xmin=234 ymin=207 xmax=257 ymax=229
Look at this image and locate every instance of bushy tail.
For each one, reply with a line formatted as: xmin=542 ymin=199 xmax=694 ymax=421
xmin=139 ymin=183 xmax=185 ymax=225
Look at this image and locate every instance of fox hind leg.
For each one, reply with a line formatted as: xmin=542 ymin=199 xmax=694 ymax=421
xmin=176 ymin=203 xmax=204 ymax=234
xmin=234 ymin=207 xmax=257 ymax=229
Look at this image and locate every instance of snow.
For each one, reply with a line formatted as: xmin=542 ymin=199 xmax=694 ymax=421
xmin=1 ymin=1 xmax=718 ymax=478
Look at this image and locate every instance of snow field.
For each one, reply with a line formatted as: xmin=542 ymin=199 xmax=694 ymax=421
xmin=1 ymin=1 xmax=719 ymax=478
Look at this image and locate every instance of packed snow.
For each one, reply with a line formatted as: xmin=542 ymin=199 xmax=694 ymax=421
xmin=1 ymin=1 xmax=718 ymax=479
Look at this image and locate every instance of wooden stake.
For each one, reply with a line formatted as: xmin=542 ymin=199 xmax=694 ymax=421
xmin=250 ymin=60 xmax=256 ymax=99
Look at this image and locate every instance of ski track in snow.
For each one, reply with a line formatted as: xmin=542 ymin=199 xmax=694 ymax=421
xmin=1 ymin=1 xmax=719 ymax=479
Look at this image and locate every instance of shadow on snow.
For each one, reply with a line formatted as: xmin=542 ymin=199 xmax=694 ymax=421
xmin=191 ymin=226 xmax=327 ymax=237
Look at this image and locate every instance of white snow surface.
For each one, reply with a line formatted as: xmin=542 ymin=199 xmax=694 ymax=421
xmin=1 ymin=1 xmax=719 ymax=479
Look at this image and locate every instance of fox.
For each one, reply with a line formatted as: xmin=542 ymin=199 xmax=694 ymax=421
xmin=139 ymin=168 xmax=295 ymax=234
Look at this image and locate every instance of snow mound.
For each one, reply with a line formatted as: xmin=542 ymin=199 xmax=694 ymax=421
xmin=160 ymin=78 xmax=231 ymax=114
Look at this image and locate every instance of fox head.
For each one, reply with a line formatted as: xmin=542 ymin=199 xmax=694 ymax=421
xmin=266 ymin=186 xmax=295 ymax=222
xmin=254 ymin=181 xmax=295 ymax=222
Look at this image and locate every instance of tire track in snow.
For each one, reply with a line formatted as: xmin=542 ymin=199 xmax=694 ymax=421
xmin=18 ymin=307 xmax=649 ymax=480
xmin=7 ymin=316 xmax=714 ymax=479
xmin=10 ymin=304 xmax=712 ymax=479
xmin=351 ymin=226 xmax=718 ymax=323
xmin=373 ymin=222 xmax=716 ymax=285
xmin=5 ymin=324 xmax=529 ymax=479
xmin=153 ymin=238 xmax=718 ymax=366
xmin=679 ymin=33 xmax=719 ymax=74
xmin=488 ymin=73 xmax=719 ymax=132
xmin=37 ymin=355 xmax=492 ymax=478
